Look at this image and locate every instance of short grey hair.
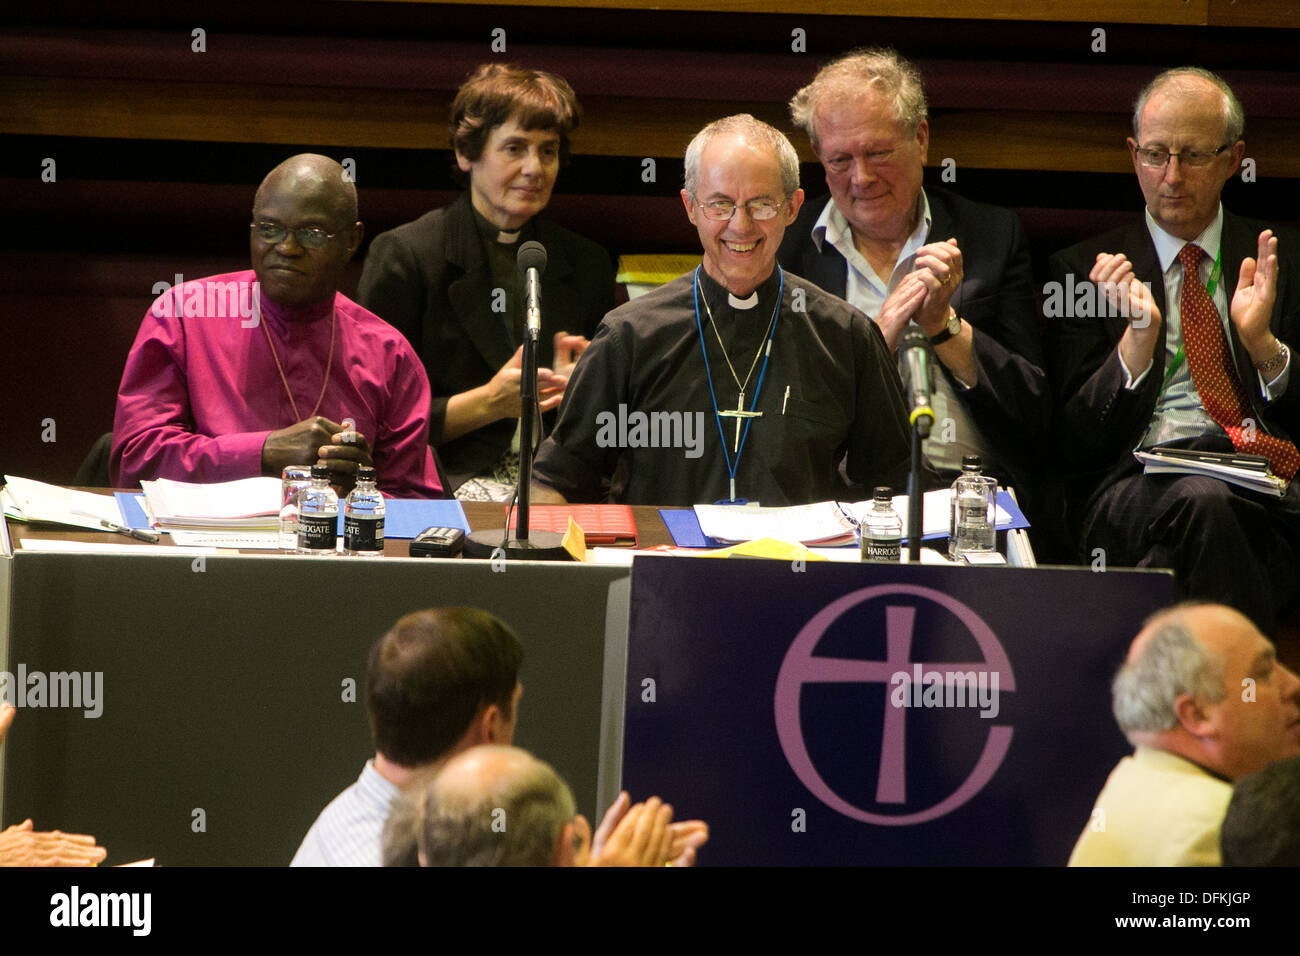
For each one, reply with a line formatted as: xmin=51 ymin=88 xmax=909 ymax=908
xmin=412 ymin=746 xmax=576 ymax=867
xmin=683 ymin=113 xmax=800 ymax=200
xmin=1112 ymin=608 xmax=1226 ymax=738
xmin=1132 ymin=67 xmax=1245 ymax=144
xmin=789 ymin=47 xmax=928 ymax=154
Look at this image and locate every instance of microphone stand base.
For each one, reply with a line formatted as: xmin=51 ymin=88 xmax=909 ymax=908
xmin=462 ymin=530 xmax=572 ymax=562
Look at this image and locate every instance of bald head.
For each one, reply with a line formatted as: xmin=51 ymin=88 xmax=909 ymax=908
xmin=413 ymin=745 xmax=576 ymax=866
xmin=1114 ymin=602 xmax=1300 ymax=780
xmin=255 ymin=153 xmax=357 ymax=229
xmin=1132 ymin=67 xmax=1243 ymax=144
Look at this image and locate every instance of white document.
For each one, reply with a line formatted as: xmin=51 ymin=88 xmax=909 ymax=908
xmin=693 ymin=502 xmax=857 ymax=546
xmin=1134 ymin=451 xmax=1286 ymax=497
xmin=3 ymin=475 xmax=123 ymax=531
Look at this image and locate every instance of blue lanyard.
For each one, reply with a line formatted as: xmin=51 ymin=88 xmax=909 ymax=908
xmin=692 ymin=267 xmax=783 ymax=501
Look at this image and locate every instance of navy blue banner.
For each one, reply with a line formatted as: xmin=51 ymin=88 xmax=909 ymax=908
xmin=622 ymin=559 xmax=1173 ymax=865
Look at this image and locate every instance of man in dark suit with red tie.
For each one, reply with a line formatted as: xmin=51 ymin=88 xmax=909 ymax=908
xmin=1046 ymin=67 xmax=1300 ymax=632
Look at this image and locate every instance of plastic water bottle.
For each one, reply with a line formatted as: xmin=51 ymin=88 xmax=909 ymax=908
xmin=279 ymin=465 xmax=312 ymax=552
xmin=298 ymin=464 xmax=339 ymax=555
xmin=949 ymin=455 xmax=996 ymax=560
xmin=343 ymin=465 xmax=385 ymax=556
xmin=861 ymin=486 xmax=903 ymax=563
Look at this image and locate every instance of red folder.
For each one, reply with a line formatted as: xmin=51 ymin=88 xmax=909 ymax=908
xmin=505 ymin=504 xmax=638 ymax=546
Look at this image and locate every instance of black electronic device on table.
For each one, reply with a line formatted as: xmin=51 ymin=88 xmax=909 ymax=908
xmin=409 ymin=526 xmax=465 ymax=558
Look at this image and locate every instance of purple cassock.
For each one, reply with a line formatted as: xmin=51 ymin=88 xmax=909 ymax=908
xmin=111 ymin=270 xmax=444 ymax=498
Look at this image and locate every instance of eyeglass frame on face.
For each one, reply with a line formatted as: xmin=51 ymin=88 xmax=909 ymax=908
xmin=250 ymin=220 xmax=339 ymax=250
xmin=692 ymin=196 xmax=788 ymax=222
xmin=1130 ymin=142 xmax=1234 ymax=169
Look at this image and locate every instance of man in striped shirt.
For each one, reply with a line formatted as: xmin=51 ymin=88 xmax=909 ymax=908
xmin=291 ymin=607 xmax=522 ymax=867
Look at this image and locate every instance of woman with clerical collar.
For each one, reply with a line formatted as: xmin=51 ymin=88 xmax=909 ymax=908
xmin=358 ymin=63 xmax=615 ymax=499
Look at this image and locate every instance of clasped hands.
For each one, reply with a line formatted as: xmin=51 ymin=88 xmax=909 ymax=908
xmin=873 ymin=238 xmax=964 ymax=351
xmin=262 ymin=415 xmax=373 ymax=495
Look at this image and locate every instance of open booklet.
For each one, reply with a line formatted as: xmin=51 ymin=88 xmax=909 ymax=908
xmin=2 ymin=475 xmax=125 ymax=531
xmin=1134 ymin=448 xmax=1288 ymax=498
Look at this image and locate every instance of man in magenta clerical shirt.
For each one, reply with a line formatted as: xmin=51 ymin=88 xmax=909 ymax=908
xmin=110 ymin=153 xmax=445 ymax=498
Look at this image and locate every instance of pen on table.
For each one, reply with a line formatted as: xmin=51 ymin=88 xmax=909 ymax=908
xmin=783 ymin=385 xmax=790 ymax=414
xmin=72 ymin=510 xmax=161 ymax=543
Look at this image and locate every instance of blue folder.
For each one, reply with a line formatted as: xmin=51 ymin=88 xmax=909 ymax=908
xmin=115 ymin=493 xmax=468 ymax=540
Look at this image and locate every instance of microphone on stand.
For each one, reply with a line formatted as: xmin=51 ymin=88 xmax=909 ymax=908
xmin=900 ymin=328 xmax=935 ymax=440
xmin=518 ymin=240 xmax=546 ymax=341
xmin=463 ymin=240 xmax=570 ymax=561
xmin=900 ymin=328 xmax=935 ymax=562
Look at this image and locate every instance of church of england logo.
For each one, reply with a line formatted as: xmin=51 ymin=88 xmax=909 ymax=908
xmin=774 ymin=584 xmax=1015 ymax=825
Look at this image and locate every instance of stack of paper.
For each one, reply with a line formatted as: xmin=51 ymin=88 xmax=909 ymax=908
xmin=140 ymin=477 xmax=281 ymax=531
xmin=1135 ymin=448 xmax=1287 ymax=497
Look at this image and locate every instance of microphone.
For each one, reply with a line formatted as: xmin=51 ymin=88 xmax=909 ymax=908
xmin=517 ymin=241 xmax=547 ymax=340
xmin=900 ymin=327 xmax=935 ymax=439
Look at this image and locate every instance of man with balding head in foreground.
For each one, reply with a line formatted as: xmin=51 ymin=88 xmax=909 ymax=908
xmin=112 ymin=153 xmax=444 ymax=497
xmin=1069 ymin=602 xmax=1300 ymax=866
xmin=387 ymin=745 xmax=684 ymax=867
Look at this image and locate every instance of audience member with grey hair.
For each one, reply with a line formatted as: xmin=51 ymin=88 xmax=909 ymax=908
xmin=789 ymin=46 xmax=928 ymax=151
xmin=383 ymin=745 xmax=703 ymax=867
xmin=779 ymin=47 xmax=1048 ymax=536
xmin=417 ymin=746 xmax=577 ymax=866
xmin=1070 ymin=603 xmax=1300 ymax=866
xmin=1111 ymin=614 xmax=1225 ymax=737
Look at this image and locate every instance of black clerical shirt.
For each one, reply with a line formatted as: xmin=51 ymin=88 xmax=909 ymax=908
xmin=533 ymin=267 xmax=916 ymax=506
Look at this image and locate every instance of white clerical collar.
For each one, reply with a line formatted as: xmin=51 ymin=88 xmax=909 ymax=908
xmin=1146 ymin=204 xmax=1223 ymax=275
xmin=728 ymin=290 xmax=759 ymax=309
xmin=496 ymin=229 xmax=520 ymax=244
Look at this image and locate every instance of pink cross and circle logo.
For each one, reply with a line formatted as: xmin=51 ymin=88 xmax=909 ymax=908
xmin=774 ymin=584 xmax=1015 ymax=825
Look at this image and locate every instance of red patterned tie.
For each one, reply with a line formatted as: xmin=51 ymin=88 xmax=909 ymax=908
xmin=1178 ymin=243 xmax=1299 ymax=480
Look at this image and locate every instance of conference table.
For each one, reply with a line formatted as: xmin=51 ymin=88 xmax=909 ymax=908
xmin=1 ymin=492 xmax=1171 ymax=866
xmin=1 ymin=496 xmax=673 ymax=865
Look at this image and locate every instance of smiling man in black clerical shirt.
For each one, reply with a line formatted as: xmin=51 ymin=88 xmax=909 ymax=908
xmin=531 ymin=114 xmax=916 ymax=506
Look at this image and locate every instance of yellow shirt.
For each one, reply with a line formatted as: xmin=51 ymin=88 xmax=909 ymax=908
xmin=1068 ymin=746 xmax=1232 ymax=867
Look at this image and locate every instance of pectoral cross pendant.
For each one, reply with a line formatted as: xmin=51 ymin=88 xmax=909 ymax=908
xmin=718 ymin=389 xmax=763 ymax=454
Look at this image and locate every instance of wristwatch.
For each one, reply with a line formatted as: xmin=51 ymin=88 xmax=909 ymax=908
xmin=928 ymin=309 xmax=962 ymax=346
xmin=1255 ymin=341 xmax=1289 ymax=378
